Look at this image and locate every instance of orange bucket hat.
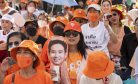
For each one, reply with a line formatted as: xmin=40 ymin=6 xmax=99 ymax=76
xmin=111 ymin=7 xmax=124 ymax=20
xmin=49 ymin=16 xmax=69 ymax=32
xmin=64 ymin=21 xmax=81 ymax=32
xmin=83 ymin=51 xmax=114 ymax=79
xmin=72 ymin=9 xmax=87 ymax=20
xmin=10 ymin=40 xmax=39 ymax=60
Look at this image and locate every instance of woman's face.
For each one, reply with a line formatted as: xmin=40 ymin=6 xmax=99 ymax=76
xmin=108 ymin=11 xmax=120 ymax=25
xmin=1 ymin=20 xmax=12 ymax=32
xmin=0 ymin=0 xmax=7 ymax=10
xmin=16 ymin=48 xmax=34 ymax=68
xmin=49 ymin=44 xmax=66 ymax=65
xmin=8 ymin=35 xmax=22 ymax=50
xmin=65 ymin=30 xmax=80 ymax=46
xmin=101 ymin=1 xmax=111 ymax=14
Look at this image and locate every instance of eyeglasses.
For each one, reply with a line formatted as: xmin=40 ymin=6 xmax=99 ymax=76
xmin=9 ymin=41 xmax=19 ymax=47
xmin=107 ymin=13 xmax=117 ymax=18
xmin=65 ymin=31 xmax=79 ymax=37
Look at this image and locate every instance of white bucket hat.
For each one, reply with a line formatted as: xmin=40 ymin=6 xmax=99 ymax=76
xmin=1 ymin=14 xmax=14 ymax=24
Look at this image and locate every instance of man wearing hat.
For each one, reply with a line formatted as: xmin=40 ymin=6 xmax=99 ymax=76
xmin=81 ymin=4 xmax=113 ymax=57
xmin=0 ymin=0 xmax=25 ymax=31
xmin=79 ymin=51 xmax=123 ymax=84
xmin=72 ymin=8 xmax=88 ymax=26
xmin=24 ymin=20 xmax=47 ymax=54
xmin=49 ymin=16 xmax=69 ymax=36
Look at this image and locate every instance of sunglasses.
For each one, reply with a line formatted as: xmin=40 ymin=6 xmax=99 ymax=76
xmin=9 ymin=41 xmax=19 ymax=47
xmin=107 ymin=13 xmax=117 ymax=18
xmin=65 ymin=31 xmax=79 ymax=37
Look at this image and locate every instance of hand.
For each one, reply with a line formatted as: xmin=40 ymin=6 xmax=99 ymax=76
xmin=50 ymin=69 xmax=57 ymax=79
xmin=0 ymin=58 xmax=10 ymax=74
xmin=104 ymin=16 xmax=110 ymax=28
xmin=0 ymin=42 xmax=7 ymax=50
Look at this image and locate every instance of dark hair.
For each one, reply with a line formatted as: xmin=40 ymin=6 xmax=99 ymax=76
xmin=48 ymin=40 xmax=67 ymax=53
xmin=33 ymin=54 xmax=40 ymax=68
xmin=7 ymin=32 xmax=27 ymax=50
xmin=19 ymin=2 xmax=27 ymax=10
xmin=135 ymin=17 xmax=138 ymax=24
xmin=101 ymin=0 xmax=112 ymax=6
xmin=77 ymin=32 xmax=88 ymax=59
xmin=24 ymin=20 xmax=39 ymax=28
xmin=27 ymin=1 xmax=37 ymax=8
xmin=65 ymin=31 xmax=88 ymax=59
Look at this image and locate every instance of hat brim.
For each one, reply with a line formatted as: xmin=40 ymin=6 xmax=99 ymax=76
xmin=111 ymin=9 xmax=124 ymax=20
xmin=83 ymin=60 xmax=114 ymax=79
xmin=10 ymin=46 xmax=38 ymax=60
xmin=24 ymin=20 xmax=38 ymax=28
xmin=49 ymin=21 xmax=65 ymax=32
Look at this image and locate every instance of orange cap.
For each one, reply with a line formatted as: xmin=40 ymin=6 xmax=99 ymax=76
xmin=72 ymin=9 xmax=87 ymax=20
xmin=83 ymin=51 xmax=114 ymax=79
xmin=49 ymin=16 xmax=69 ymax=32
xmin=64 ymin=21 xmax=81 ymax=32
xmin=10 ymin=40 xmax=39 ymax=60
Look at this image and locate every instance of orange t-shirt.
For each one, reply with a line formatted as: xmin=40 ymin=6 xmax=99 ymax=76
xmin=40 ymin=40 xmax=51 ymax=72
xmin=6 ymin=57 xmax=45 ymax=76
xmin=4 ymin=70 xmax=53 ymax=84
xmin=67 ymin=52 xmax=83 ymax=84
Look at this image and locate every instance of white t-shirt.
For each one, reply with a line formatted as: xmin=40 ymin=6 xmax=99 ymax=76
xmin=0 ymin=30 xmax=14 ymax=42
xmin=79 ymin=73 xmax=123 ymax=84
xmin=0 ymin=7 xmax=25 ymax=31
xmin=81 ymin=22 xmax=110 ymax=56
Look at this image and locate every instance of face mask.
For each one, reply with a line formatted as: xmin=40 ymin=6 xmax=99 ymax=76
xmin=37 ymin=20 xmax=47 ymax=28
xmin=26 ymin=27 xmax=37 ymax=36
xmin=17 ymin=55 xmax=33 ymax=68
xmin=88 ymin=12 xmax=99 ymax=22
xmin=53 ymin=26 xmax=64 ymax=36
xmin=27 ymin=7 xmax=35 ymax=13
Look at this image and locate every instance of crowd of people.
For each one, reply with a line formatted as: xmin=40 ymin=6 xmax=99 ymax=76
xmin=0 ymin=0 xmax=138 ymax=84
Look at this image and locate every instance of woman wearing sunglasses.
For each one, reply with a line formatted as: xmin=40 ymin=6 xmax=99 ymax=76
xmin=64 ymin=21 xmax=90 ymax=84
xmin=0 ymin=32 xmax=27 ymax=84
xmin=107 ymin=7 xmax=132 ymax=75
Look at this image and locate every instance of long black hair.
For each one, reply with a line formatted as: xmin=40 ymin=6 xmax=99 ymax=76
xmin=77 ymin=32 xmax=88 ymax=59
